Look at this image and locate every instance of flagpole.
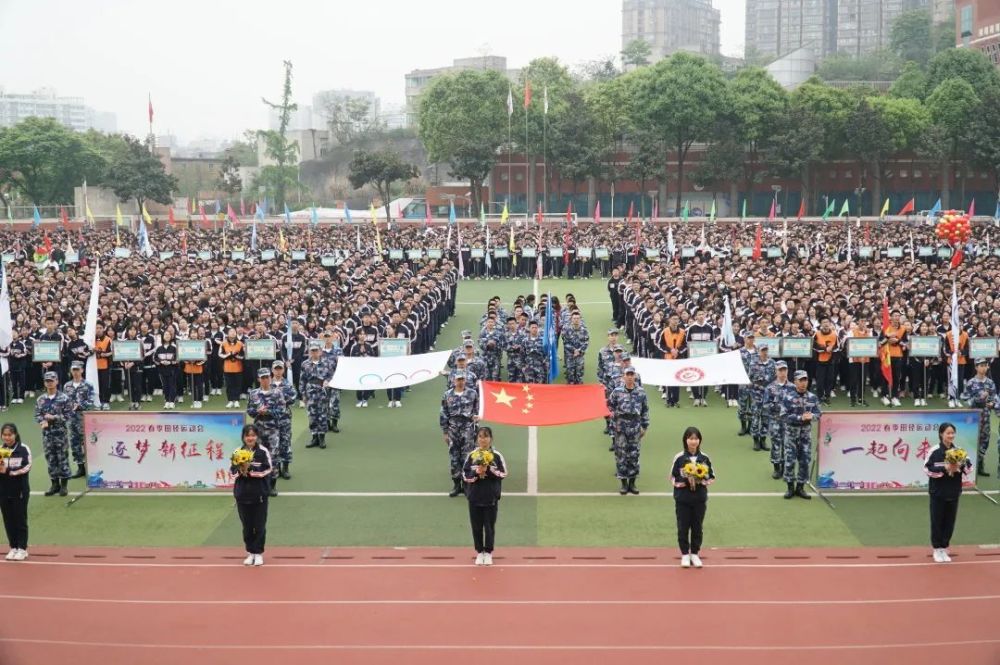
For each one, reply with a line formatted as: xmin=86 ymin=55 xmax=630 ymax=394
xmin=525 ymin=90 xmax=530 ymax=216
xmin=507 ymin=92 xmax=513 ymax=212
xmin=543 ymin=86 xmax=548 ymax=218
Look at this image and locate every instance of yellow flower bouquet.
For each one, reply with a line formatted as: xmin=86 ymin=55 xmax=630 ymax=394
xmin=944 ymin=448 xmax=968 ymax=466
xmin=682 ymin=462 xmax=710 ymax=489
xmin=471 ymin=449 xmax=495 ymax=467
xmin=0 ymin=447 xmax=12 ymax=460
xmin=231 ymin=449 xmax=254 ymax=466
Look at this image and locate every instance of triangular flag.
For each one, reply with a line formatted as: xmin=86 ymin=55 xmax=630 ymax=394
xmin=32 ymin=205 xmax=42 ymax=229
xmin=168 ymin=208 xmax=176 ymax=226
xmin=838 ymin=199 xmax=850 ymax=217
xmin=880 ymin=198 xmax=890 ymax=219
xmin=507 ymin=87 xmax=514 ymax=117
xmin=767 ymin=199 xmax=776 ymax=220
xmin=594 ymin=200 xmax=601 ymax=223
xmin=898 ymin=198 xmax=915 ymax=216
xmin=543 ymin=86 xmax=549 ymax=115
xmin=822 ymin=199 xmax=836 ymax=221
xmin=968 ymin=199 xmax=975 ymax=217
xmin=524 ymin=80 xmax=532 ymax=109
xmin=284 ymin=203 xmax=292 ymax=224
xmin=740 ymin=199 xmax=747 ymax=220
xmin=681 ymin=201 xmax=689 ymax=221
xmin=142 ymin=202 xmax=153 ymax=225
xmin=709 ymin=200 xmax=716 ymax=223
xmin=796 ymin=199 xmax=806 ymax=219
xmin=500 ymin=202 xmax=508 ymax=224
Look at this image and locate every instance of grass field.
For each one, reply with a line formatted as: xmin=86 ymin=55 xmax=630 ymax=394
xmin=5 ymin=276 xmax=999 ymax=550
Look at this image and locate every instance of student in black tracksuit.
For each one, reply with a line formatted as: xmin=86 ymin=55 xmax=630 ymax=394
xmin=462 ymin=426 xmax=507 ymax=566
xmin=232 ymin=424 xmax=272 ymax=566
xmin=924 ymin=422 xmax=973 ymax=563
xmin=669 ymin=426 xmax=715 ymax=569
xmin=0 ymin=423 xmax=32 ymax=561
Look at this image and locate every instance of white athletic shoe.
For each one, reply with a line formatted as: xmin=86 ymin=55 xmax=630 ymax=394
xmin=226 ymin=401 xmax=234 ymax=408
xmin=680 ymin=554 xmax=691 ymax=568
xmin=193 ymin=401 xmax=202 ymax=409
xmin=177 ymin=397 xmax=184 ymax=404
xmin=362 ymin=400 xmax=368 ymax=408
xmin=4 ymin=549 xmax=14 ymax=561
xmin=891 ymin=398 xmax=901 ymax=407
xmin=356 ymin=401 xmax=363 ymax=408
xmin=830 ymin=391 xmax=837 ymax=398
xmin=253 ymin=554 xmax=264 ymax=566
xmin=13 ymin=549 xmax=27 ymax=561
xmin=386 ymin=402 xmax=394 ymax=408
xmin=482 ymin=553 xmax=493 ymax=566
xmin=939 ymin=550 xmax=951 ymax=563
xmin=948 ymin=400 xmax=956 ymax=408
xmin=475 ymin=552 xmax=485 ymax=566
xmin=690 ymin=554 xmax=703 ymax=568
xmin=395 ymin=401 xmax=402 ymax=408
xmin=881 ymin=397 xmax=890 ymax=406
xmin=243 ymin=554 xmax=255 ymax=566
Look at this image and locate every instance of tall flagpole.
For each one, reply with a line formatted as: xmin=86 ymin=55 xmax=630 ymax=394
xmin=525 ymin=81 xmax=530 ymax=216
xmin=543 ymin=86 xmax=548 ymax=217
xmin=507 ymin=87 xmax=513 ymax=212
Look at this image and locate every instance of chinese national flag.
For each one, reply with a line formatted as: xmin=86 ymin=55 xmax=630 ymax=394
xmin=752 ymin=223 xmax=762 ymax=260
xmin=168 ymin=208 xmax=176 ymax=226
xmin=880 ymin=295 xmax=893 ymax=389
xmin=478 ymin=381 xmax=609 ymax=427
xmin=796 ymin=199 xmax=806 ymax=219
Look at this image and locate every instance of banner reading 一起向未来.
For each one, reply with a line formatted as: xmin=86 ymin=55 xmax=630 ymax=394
xmin=816 ymin=410 xmax=979 ymax=491
xmin=84 ymin=411 xmax=246 ymax=490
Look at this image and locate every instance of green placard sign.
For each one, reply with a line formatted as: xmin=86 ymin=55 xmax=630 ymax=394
xmin=918 ymin=246 xmax=934 ymax=257
xmin=847 ymin=337 xmax=878 ymax=358
xmin=576 ymin=247 xmax=592 ymax=259
xmin=378 ymin=338 xmax=410 ymax=357
xmin=756 ymin=337 xmax=781 ymax=356
xmin=230 ymin=250 xmax=246 ymax=261
xmin=245 ymin=339 xmax=275 ymax=360
xmin=644 ymin=248 xmax=660 ymax=259
xmin=469 ymin=248 xmax=484 ymax=259
xmin=114 ymin=248 xmax=132 ymax=258
xmin=680 ymin=247 xmax=696 ymax=258
xmin=969 ymin=337 xmax=999 ymax=359
xmin=407 ymin=249 xmax=423 ymax=260
xmin=112 ymin=340 xmax=143 ymax=362
xmin=493 ymin=248 xmax=509 ymax=258
xmin=1 ymin=254 xmax=14 ymax=264
xmin=909 ymin=335 xmax=941 ymax=358
xmin=32 ymin=341 xmax=61 ymax=362
xmin=767 ymin=247 xmax=781 ymax=258
xmin=738 ymin=247 xmax=753 ymax=257
xmin=198 ymin=250 xmax=212 ymax=260
xmin=521 ymin=248 xmax=537 ymax=258
xmin=937 ymin=247 xmax=952 ymax=258
xmin=548 ymin=247 xmax=564 ymax=257
xmin=320 ymin=255 xmax=337 ymax=267
xmin=858 ymin=247 xmax=874 ymax=258
xmin=158 ymin=251 xmax=174 ymax=260
xmin=291 ymin=250 xmax=307 ymax=261
xmin=389 ymin=249 xmax=404 ymax=259
xmin=177 ymin=339 xmax=207 ymax=361
xmin=426 ymin=249 xmax=443 ymax=259
xmin=594 ymin=248 xmax=610 ymax=259
xmin=64 ymin=251 xmax=79 ymax=264
xmin=886 ymin=247 xmax=903 ymax=258
xmin=260 ymin=249 xmax=276 ymax=261
xmin=687 ymin=340 xmax=717 ymax=358
xmin=781 ymin=337 xmax=813 ymax=358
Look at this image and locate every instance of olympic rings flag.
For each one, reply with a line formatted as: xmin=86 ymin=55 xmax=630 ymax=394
xmin=629 ymin=351 xmax=750 ymax=387
xmin=327 ymin=350 xmax=452 ymax=390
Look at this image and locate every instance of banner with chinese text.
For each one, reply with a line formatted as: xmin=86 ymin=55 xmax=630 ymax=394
xmin=816 ymin=410 xmax=979 ymax=491
xmin=84 ymin=411 xmax=246 ymax=490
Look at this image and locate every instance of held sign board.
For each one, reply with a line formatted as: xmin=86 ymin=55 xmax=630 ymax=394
xmin=847 ymin=337 xmax=878 ymax=358
xmin=969 ymin=337 xmax=998 ymax=359
xmin=909 ymin=336 xmax=941 ymax=358
xmin=781 ymin=338 xmax=813 ymax=358
xmin=378 ymin=338 xmax=410 ymax=357
xmin=687 ymin=340 xmax=718 ymax=358
xmin=178 ymin=339 xmax=207 ymax=362
xmin=84 ymin=411 xmax=246 ymax=490
xmin=33 ymin=341 xmax=61 ymax=362
xmin=112 ymin=340 xmax=143 ymax=362
xmin=245 ymin=339 xmax=276 ymax=360
xmin=816 ymin=410 xmax=979 ymax=491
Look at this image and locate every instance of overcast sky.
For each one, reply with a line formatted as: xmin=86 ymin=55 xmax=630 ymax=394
xmin=0 ymin=0 xmax=745 ymax=142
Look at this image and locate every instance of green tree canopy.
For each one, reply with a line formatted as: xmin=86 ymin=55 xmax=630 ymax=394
xmin=106 ymin=135 xmax=178 ymax=210
xmin=348 ymin=149 xmax=419 ymax=221
xmin=621 ymin=39 xmax=652 ymax=68
xmin=418 ymin=69 xmax=509 ymax=213
xmin=0 ymin=117 xmax=104 ymax=205
xmin=890 ymin=10 xmax=935 ymax=67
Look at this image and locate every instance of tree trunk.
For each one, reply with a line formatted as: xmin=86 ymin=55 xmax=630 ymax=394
xmin=940 ymin=157 xmax=951 ymax=208
xmin=587 ymin=177 xmax=596 ymax=218
xmin=872 ymin=160 xmax=882 ymax=218
xmin=729 ymin=181 xmax=738 ymax=218
xmin=675 ymin=144 xmax=685 ymax=216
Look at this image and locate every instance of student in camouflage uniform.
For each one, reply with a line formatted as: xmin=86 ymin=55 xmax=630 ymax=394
xmin=269 ymin=360 xmax=297 ymax=479
xmin=322 ymin=334 xmax=343 ymax=431
xmin=299 ymin=342 xmax=334 ymax=450
xmin=35 ymin=372 xmax=73 ymax=497
xmin=780 ymin=370 xmax=822 ymax=500
xmin=748 ymin=345 xmax=777 ymax=452
xmin=63 ymin=361 xmax=95 ymax=479
xmin=597 ymin=332 xmax=620 ymax=434
xmin=608 ymin=366 xmax=649 ymax=496
xmin=478 ymin=318 xmax=504 ymax=381
xmin=461 ymin=342 xmax=488 ymax=390
xmin=562 ymin=312 xmax=589 ymax=385
xmin=737 ymin=333 xmax=756 ymax=436
xmin=522 ymin=320 xmax=547 ymax=384
xmin=960 ymin=358 xmax=997 ymax=477
xmin=502 ymin=317 xmax=525 ymax=383
xmin=762 ymin=361 xmax=794 ymax=479
xmin=247 ymin=367 xmax=287 ymax=497
xmin=439 ymin=371 xmax=479 ymax=497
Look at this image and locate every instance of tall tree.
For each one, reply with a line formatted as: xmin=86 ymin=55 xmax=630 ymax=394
xmin=217 ymin=156 xmax=243 ymax=198
xmin=624 ymin=131 xmax=668 ymax=216
xmin=925 ymin=48 xmax=1000 ymax=95
xmin=259 ymin=60 xmax=299 ymax=210
xmin=319 ymin=94 xmax=385 ymax=146
xmin=763 ymin=106 xmax=826 ymax=214
xmin=968 ymin=86 xmax=1000 ymax=192
xmin=890 ymin=10 xmax=935 ymax=67
xmin=106 ymin=135 xmax=179 ymax=212
xmin=586 ymin=77 xmax=632 ymax=202
xmin=889 ymin=61 xmax=930 ymax=100
xmin=348 ymin=149 xmax=419 ymax=222
xmin=629 ymin=52 xmax=728 ymax=213
xmin=926 ymin=78 xmax=980 ymax=206
xmin=418 ymin=69 xmax=509 ymax=214
xmin=728 ymin=67 xmax=787 ymax=202
xmin=621 ymin=39 xmax=652 ymax=69
xmin=0 ymin=117 xmax=104 ymax=205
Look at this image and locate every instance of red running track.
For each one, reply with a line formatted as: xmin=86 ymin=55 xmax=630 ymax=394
xmin=0 ymin=546 xmax=998 ymax=665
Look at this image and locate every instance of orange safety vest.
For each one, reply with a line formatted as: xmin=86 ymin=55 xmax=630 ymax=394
xmin=945 ymin=331 xmax=968 ymax=365
xmin=883 ymin=325 xmax=906 ymax=359
xmin=222 ymin=340 xmax=243 ymax=374
xmin=95 ymin=336 xmax=112 ymax=370
xmin=661 ymin=329 xmax=685 ymax=359
xmin=814 ymin=331 xmax=838 ymax=363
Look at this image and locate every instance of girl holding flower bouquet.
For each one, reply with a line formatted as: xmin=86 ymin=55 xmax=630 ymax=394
xmin=0 ymin=424 xmax=31 ymax=561
xmin=669 ymin=426 xmax=715 ymax=568
xmin=462 ymin=426 xmax=507 ymax=566
xmin=924 ymin=422 xmax=972 ymax=563
xmin=231 ymin=424 xmax=272 ymax=566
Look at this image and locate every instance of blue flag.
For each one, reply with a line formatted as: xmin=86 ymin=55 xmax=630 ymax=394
xmin=928 ymin=198 xmax=941 ymax=219
xmin=994 ymin=199 xmax=999 ymax=221
xmin=543 ymin=292 xmax=558 ymax=383
xmin=344 ymin=204 xmax=352 ymax=224
xmin=310 ymin=206 xmax=319 ymax=227
xmin=448 ymin=201 xmax=456 ymax=225
xmin=255 ymin=201 xmax=265 ymax=222
xmin=284 ymin=203 xmax=291 ymax=224
xmin=214 ymin=200 xmax=221 ymax=215
xmin=32 ymin=205 xmax=42 ymax=229
xmin=260 ymin=197 xmax=268 ymax=216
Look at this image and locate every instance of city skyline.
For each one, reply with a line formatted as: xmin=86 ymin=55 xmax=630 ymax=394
xmin=0 ymin=0 xmax=745 ymax=143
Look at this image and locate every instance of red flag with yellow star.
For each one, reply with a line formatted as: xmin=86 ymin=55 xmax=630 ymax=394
xmin=478 ymin=381 xmax=609 ymax=426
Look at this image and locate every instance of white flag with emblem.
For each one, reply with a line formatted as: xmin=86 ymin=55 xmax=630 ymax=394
xmin=630 ymin=351 xmax=750 ymax=387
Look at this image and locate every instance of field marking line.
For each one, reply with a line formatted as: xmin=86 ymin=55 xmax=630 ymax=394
xmin=41 ymin=490 xmax=999 ymax=498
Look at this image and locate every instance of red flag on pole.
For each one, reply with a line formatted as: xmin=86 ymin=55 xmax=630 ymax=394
xmin=524 ymin=81 xmax=532 ymax=109
xmin=752 ymin=223 xmax=762 ymax=260
xmin=880 ymin=294 xmax=893 ymax=389
xmin=565 ymin=202 xmax=572 ymax=222
xmin=148 ymin=94 xmax=154 ymax=124
xmin=768 ymin=199 xmax=776 ymax=220
xmin=627 ymin=201 xmax=634 ymax=222
xmin=478 ymin=381 xmax=609 ymax=426
xmin=239 ymin=199 xmax=246 ymax=217
xmin=536 ymin=202 xmax=543 ymax=223
xmin=43 ymin=230 xmax=52 ymax=256
xmin=968 ymin=199 xmax=976 ymax=217
xmin=227 ymin=203 xmax=240 ymax=225
xmin=897 ymin=198 xmax=915 ymax=216
xmin=950 ymin=246 xmax=964 ymax=269
xmin=60 ymin=206 xmax=70 ymax=229
xmin=168 ymin=208 xmax=176 ymax=227
xmin=796 ymin=199 xmax=806 ymax=219
xmin=563 ymin=221 xmax=571 ymax=266
xmin=199 ymin=205 xmax=209 ymax=227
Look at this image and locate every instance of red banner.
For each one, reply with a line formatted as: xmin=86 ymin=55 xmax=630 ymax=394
xmin=478 ymin=381 xmax=609 ymax=427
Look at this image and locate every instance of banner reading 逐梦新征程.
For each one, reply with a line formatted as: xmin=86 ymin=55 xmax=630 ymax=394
xmin=84 ymin=411 xmax=246 ymax=490
xmin=816 ymin=410 xmax=979 ymax=491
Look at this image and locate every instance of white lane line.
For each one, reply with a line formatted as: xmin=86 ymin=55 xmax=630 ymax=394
xmin=14 ymin=559 xmax=1000 ymax=570
xmin=2 ymin=593 xmax=998 ymax=606
xmin=1 ymin=638 xmax=998 ymax=652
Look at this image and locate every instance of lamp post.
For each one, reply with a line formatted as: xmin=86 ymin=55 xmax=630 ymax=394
xmin=648 ymin=190 xmax=658 ymax=220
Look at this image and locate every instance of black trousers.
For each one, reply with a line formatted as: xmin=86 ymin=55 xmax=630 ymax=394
xmin=0 ymin=495 xmax=29 ymax=550
xmin=225 ymin=372 xmax=243 ymax=402
xmin=159 ymin=367 xmax=177 ymax=402
xmin=97 ymin=368 xmax=112 ymax=404
xmin=666 ymin=386 xmax=680 ymax=405
xmin=848 ymin=363 xmax=865 ymax=402
xmin=187 ymin=373 xmax=205 ymax=402
xmin=929 ymin=495 xmax=960 ymax=549
xmin=889 ymin=358 xmax=903 ymax=398
xmin=675 ymin=500 xmax=707 ymax=555
xmin=237 ymin=499 xmax=268 ymax=554
xmin=815 ymin=363 xmax=834 ymax=400
xmin=468 ymin=503 xmax=498 ymax=553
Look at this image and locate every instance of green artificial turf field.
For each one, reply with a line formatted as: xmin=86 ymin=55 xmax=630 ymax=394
xmin=4 ymin=277 xmax=998 ymax=550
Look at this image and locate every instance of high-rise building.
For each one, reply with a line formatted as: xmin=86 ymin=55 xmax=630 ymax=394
xmin=621 ymin=0 xmax=721 ymax=63
xmin=0 ymin=87 xmax=117 ymax=132
xmin=956 ymin=0 xmax=1000 ymax=66
xmin=404 ymin=55 xmax=520 ymax=126
xmin=746 ymin=0 xmax=931 ymax=59
xmin=934 ymin=0 xmax=956 ymax=21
